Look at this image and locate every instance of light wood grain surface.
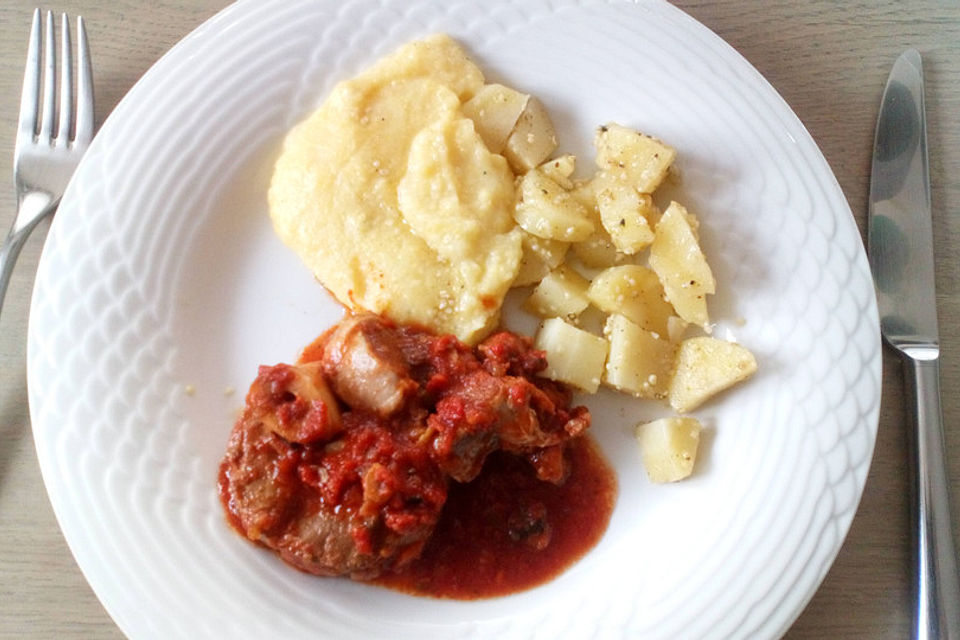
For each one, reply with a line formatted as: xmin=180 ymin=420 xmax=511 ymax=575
xmin=1 ymin=1 xmax=958 ymax=638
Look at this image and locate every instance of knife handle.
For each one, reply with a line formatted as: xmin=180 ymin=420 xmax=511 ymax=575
xmin=904 ymin=352 xmax=960 ymax=640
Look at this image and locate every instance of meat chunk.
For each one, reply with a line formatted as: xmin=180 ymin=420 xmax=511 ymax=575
xmin=428 ymin=371 xmax=508 ymax=482
xmin=219 ymin=411 xmax=447 ymax=579
xmin=428 ymin=368 xmax=590 ymax=483
xmin=220 ymin=440 xmax=379 ymax=575
xmin=274 ymin=500 xmax=379 ymax=578
xmin=218 ymin=418 xmax=300 ymax=541
xmin=321 ymin=315 xmax=418 ymax=416
xmin=477 ymin=330 xmax=548 ymax=378
xmin=246 ymin=362 xmax=341 ymax=445
xmin=219 ymin=415 xmax=380 ymax=576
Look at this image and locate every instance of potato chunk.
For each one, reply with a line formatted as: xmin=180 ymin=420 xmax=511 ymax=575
xmin=534 ymin=318 xmax=609 ymax=393
xmin=649 ymin=201 xmax=715 ymax=329
xmin=514 ymin=169 xmax=594 ymax=242
xmin=524 ymin=265 xmax=591 ymax=319
xmin=539 ymin=154 xmax=576 ymax=189
xmin=603 ymin=314 xmax=676 ymax=399
xmin=595 ymin=123 xmax=676 ymax=193
xmin=666 ymin=315 xmax=689 ymax=343
xmin=513 ymin=232 xmax=569 ymax=286
xmin=586 ymin=264 xmax=677 ymax=336
xmin=668 ymin=337 xmax=757 ymax=413
xmin=570 ymin=205 xmax=629 ymax=269
xmin=595 ymin=178 xmax=657 ymax=254
xmin=461 ymin=83 xmax=529 ymax=154
xmin=635 ymin=417 xmax=702 ymax=483
xmin=503 ymin=97 xmax=558 ymax=173
xmin=572 ymin=230 xmax=625 ymax=268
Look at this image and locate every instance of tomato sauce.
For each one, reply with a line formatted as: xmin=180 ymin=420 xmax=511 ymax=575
xmin=375 ymin=436 xmax=616 ymax=598
xmin=220 ymin=313 xmax=617 ymax=591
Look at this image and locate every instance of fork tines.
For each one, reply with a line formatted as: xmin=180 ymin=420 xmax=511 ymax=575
xmin=18 ymin=8 xmax=94 ymax=148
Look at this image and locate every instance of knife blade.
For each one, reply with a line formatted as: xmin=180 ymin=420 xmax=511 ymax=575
xmin=868 ymin=49 xmax=960 ymax=640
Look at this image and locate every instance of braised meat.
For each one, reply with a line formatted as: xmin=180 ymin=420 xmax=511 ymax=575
xmin=245 ymin=362 xmax=342 ymax=445
xmin=218 ymin=313 xmax=590 ymax=578
xmin=321 ymin=314 xmax=418 ymax=417
xmin=220 ymin=410 xmax=445 ymax=578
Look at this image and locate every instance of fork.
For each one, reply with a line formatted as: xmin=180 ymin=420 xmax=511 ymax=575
xmin=0 ymin=9 xmax=94 ymax=318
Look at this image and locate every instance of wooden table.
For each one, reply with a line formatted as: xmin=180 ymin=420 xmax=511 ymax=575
xmin=1 ymin=1 xmax=957 ymax=637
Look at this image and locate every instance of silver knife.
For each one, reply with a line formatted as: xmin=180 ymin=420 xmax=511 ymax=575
xmin=869 ymin=49 xmax=960 ymax=640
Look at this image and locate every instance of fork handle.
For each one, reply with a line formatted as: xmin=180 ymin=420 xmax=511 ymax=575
xmin=903 ymin=351 xmax=960 ymax=640
xmin=0 ymin=191 xmax=58 ymax=318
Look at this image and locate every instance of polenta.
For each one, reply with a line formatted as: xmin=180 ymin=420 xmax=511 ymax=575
xmin=269 ymin=35 xmax=523 ymax=343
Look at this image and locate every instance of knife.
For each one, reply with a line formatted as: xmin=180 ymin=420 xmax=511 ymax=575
xmin=868 ymin=49 xmax=960 ymax=640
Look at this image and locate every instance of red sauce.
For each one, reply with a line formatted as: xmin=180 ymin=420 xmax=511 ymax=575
xmin=375 ymin=436 xmax=616 ymax=598
xmin=219 ymin=313 xmax=617 ymax=593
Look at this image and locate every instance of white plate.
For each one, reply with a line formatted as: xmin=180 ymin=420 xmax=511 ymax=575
xmin=27 ymin=1 xmax=881 ymax=638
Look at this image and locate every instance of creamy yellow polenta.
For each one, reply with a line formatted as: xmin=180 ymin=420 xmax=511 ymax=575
xmin=269 ymin=35 xmax=522 ymax=343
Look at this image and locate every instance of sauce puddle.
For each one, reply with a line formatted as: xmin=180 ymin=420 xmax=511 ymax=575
xmin=375 ymin=436 xmax=616 ymax=598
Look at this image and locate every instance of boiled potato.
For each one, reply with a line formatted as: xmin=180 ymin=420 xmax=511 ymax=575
xmin=666 ymin=315 xmax=690 ymax=343
xmin=595 ymin=177 xmax=657 ymax=254
xmin=539 ymin=154 xmax=576 ymax=189
xmin=668 ymin=337 xmax=757 ymax=413
xmin=595 ymin=123 xmax=676 ymax=193
xmin=586 ymin=264 xmax=677 ymax=337
xmin=524 ymin=264 xmax=591 ymax=319
xmin=681 ymin=206 xmax=701 ymax=240
xmin=603 ymin=314 xmax=676 ymax=399
xmin=635 ymin=417 xmax=702 ymax=483
xmin=534 ymin=318 xmax=609 ymax=393
xmin=570 ymin=205 xmax=630 ymax=269
xmin=570 ymin=304 xmax=607 ymax=335
xmin=461 ymin=83 xmax=529 ymax=154
xmin=514 ymin=232 xmax=569 ymax=286
xmin=649 ymin=201 xmax=715 ymax=329
xmin=572 ymin=230 xmax=627 ymax=269
xmin=514 ymin=169 xmax=594 ymax=242
xmin=503 ymin=97 xmax=558 ymax=173
xmin=570 ymin=174 xmax=601 ymax=208
xmin=572 ymin=173 xmax=653 ymax=262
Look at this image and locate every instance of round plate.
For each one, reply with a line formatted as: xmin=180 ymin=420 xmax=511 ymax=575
xmin=27 ymin=0 xmax=881 ymax=638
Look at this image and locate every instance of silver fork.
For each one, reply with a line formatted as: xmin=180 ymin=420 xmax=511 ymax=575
xmin=0 ymin=9 xmax=94 ymax=318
